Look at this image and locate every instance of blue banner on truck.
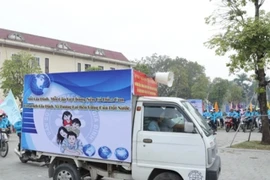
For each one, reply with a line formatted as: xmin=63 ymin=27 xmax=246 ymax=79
xmin=22 ymin=69 xmax=132 ymax=162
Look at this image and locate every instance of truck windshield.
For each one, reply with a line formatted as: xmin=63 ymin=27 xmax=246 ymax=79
xmin=181 ymin=100 xmax=212 ymax=137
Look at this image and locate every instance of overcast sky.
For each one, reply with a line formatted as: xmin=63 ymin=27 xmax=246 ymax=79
xmin=1 ymin=0 xmax=270 ymax=81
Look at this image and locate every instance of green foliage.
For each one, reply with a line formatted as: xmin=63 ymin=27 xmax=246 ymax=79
xmin=85 ymin=66 xmax=103 ymax=71
xmin=208 ymin=78 xmax=229 ymax=106
xmin=135 ymin=54 xmax=210 ymax=99
xmin=205 ymin=4 xmax=270 ymax=74
xmin=226 ymin=82 xmax=244 ymax=103
xmin=191 ymin=76 xmax=210 ymax=99
xmin=233 ymin=73 xmax=252 ymax=103
xmin=0 ymin=51 xmax=42 ymax=106
xmin=133 ymin=63 xmax=151 ymax=75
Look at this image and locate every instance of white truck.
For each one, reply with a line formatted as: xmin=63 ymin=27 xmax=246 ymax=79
xmin=20 ymin=69 xmax=221 ymax=180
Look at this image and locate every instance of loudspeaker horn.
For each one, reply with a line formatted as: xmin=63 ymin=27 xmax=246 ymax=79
xmin=154 ymin=72 xmax=174 ymax=87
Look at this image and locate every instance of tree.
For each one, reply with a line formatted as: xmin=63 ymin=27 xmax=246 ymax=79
xmin=133 ymin=63 xmax=151 ymax=75
xmin=226 ymin=82 xmax=244 ymax=104
xmin=136 ymin=54 xmax=210 ymax=98
xmin=205 ymin=0 xmax=270 ymax=144
xmin=233 ymin=73 xmax=251 ymax=104
xmin=85 ymin=66 xmax=103 ymax=71
xmin=208 ymin=78 xmax=229 ymax=108
xmin=0 ymin=51 xmax=42 ymax=107
xmin=191 ymin=75 xmax=210 ymax=99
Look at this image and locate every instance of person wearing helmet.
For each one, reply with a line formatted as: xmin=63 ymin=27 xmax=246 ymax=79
xmin=0 ymin=112 xmax=8 ymax=141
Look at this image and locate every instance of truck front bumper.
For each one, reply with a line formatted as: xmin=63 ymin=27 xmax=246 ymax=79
xmin=206 ymin=155 xmax=221 ymax=180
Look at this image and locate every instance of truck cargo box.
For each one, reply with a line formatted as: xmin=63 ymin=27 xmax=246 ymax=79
xmin=21 ymin=69 xmax=143 ymax=163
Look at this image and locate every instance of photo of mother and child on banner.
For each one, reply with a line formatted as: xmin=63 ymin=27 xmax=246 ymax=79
xmin=56 ymin=111 xmax=84 ymax=156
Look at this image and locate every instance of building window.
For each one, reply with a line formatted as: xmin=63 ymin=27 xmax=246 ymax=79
xmin=33 ymin=57 xmax=40 ymax=66
xmin=11 ymin=53 xmax=21 ymax=62
xmin=78 ymin=63 xmax=81 ymax=72
xmin=98 ymin=66 xmax=104 ymax=70
xmin=94 ymin=49 xmax=105 ymax=56
xmin=11 ymin=53 xmax=19 ymax=59
xmin=45 ymin=58 xmax=49 ymax=73
xmin=7 ymin=33 xmax=24 ymax=41
xmin=110 ymin=67 xmax=115 ymax=70
xmin=85 ymin=64 xmax=91 ymax=71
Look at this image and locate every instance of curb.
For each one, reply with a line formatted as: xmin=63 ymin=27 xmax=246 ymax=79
xmin=219 ymin=146 xmax=270 ymax=153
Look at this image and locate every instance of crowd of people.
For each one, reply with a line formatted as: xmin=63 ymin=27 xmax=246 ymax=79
xmin=202 ymin=107 xmax=264 ymax=132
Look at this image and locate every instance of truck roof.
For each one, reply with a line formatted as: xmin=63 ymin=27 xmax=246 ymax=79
xmin=138 ymin=96 xmax=186 ymax=102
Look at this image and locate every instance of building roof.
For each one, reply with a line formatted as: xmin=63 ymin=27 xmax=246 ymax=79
xmin=0 ymin=28 xmax=129 ymax=61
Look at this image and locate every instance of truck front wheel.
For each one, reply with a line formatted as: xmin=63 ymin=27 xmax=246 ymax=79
xmin=53 ymin=163 xmax=81 ymax=180
xmin=153 ymin=172 xmax=182 ymax=180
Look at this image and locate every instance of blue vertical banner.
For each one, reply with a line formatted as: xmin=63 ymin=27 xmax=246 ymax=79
xmin=0 ymin=90 xmax=22 ymax=125
xmin=187 ymin=99 xmax=203 ymax=115
xmin=22 ymin=69 xmax=132 ymax=162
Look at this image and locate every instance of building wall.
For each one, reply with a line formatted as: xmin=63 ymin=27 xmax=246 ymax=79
xmin=0 ymin=46 xmax=131 ymax=73
xmin=0 ymin=45 xmax=132 ymax=103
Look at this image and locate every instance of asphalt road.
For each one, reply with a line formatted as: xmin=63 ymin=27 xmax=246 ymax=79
xmin=0 ymin=130 xmax=269 ymax=180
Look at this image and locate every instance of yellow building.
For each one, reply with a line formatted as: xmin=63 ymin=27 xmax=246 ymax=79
xmin=0 ymin=28 xmax=134 ymax=73
xmin=0 ymin=28 xmax=134 ymax=100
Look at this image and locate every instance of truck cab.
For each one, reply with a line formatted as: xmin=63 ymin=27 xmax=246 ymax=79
xmin=132 ymin=96 xmax=221 ymax=180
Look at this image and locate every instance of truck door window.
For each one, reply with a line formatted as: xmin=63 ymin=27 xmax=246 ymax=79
xmin=143 ymin=105 xmax=191 ymax=133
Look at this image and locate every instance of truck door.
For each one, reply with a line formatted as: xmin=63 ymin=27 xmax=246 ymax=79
xmin=136 ymin=102 xmax=206 ymax=179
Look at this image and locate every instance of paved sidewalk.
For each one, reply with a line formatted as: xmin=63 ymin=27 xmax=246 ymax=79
xmin=215 ymin=129 xmax=261 ymax=148
xmin=216 ymin=129 xmax=270 ymax=180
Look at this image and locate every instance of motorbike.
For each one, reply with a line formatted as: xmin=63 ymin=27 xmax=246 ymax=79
xmin=258 ymin=118 xmax=270 ymax=133
xmin=240 ymin=117 xmax=251 ymax=132
xmin=258 ymin=118 xmax=262 ymax=132
xmin=206 ymin=117 xmax=217 ymax=134
xmin=14 ymin=148 xmax=51 ymax=167
xmin=0 ymin=129 xmax=9 ymax=157
xmin=225 ymin=117 xmax=237 ymax=132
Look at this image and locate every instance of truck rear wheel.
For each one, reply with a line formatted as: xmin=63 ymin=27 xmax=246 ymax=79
xmin=53 ymin=163 xmax=81 ymax=180
xmin=153 ymin=172 xmax=182 ymax=180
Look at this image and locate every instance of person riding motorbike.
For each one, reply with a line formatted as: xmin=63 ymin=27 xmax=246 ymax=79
xmin=14 ymin=110 xmax=38 ymax=159
xmin=217 ymin=109 xmax=224 ymax=128
xmin=2 ymin=113 xmax=11 ymax=136
xmin=203 ymin=109 xmax=211 ymax=120
xmin=0 ymin=113 xmax=8 ymax=141
xmin=14 ymin=120 xmax=22 ymax=151
xmin=209 ymin=109 xmax=217 ymax=133
xmin=244 ymin=108 xmax=253 ymax=129
xmin=233 ymin=109 xmax=241 ymax=129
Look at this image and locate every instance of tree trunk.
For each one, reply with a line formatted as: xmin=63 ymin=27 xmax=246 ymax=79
xmin=253 ymin=0 xmax=270 ymax=144
xmin=257 ymin=68 xmax=270 ymax=144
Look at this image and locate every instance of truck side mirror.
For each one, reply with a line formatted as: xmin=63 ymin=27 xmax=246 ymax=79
xmin=184 ymin=122 xmax=195 ymax=133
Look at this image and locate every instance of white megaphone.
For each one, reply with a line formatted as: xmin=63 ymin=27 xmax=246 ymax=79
xmin=154 ymin=72 xmax=174 ymax=87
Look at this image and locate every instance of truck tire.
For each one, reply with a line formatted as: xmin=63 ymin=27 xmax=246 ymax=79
xmin=53 ymin=163 xmax=81 ymax=180
xmin=153 ymin=172 xmax=182 ymax=180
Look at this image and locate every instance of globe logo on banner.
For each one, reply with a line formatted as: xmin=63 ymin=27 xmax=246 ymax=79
xmin=30 ymin=74 xmax=51 ymax=95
